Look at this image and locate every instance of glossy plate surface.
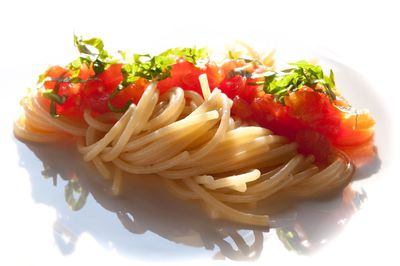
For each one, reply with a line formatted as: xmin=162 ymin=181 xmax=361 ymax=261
xmin=1 ymin=1 xmax=399 ymax=265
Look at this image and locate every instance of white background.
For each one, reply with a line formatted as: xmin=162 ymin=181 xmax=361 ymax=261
xmin=1 ymin=0 xmax=400 ymax=265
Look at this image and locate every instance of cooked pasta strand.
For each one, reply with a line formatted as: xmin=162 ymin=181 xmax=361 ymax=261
xmin=15 ymin=79 xmax=354 ymax=227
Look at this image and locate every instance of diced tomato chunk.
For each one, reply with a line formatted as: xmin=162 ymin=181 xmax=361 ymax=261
xmin=219 ymin=75 xmax=247 ymax=101
xmin=251 ymin=93 xmax=287 ymax=122
xmin=231 ymin=96 xmax=253 ymax=119
xmin=220 ymin=59 xmax=247 ymax=76
xmin=51 ymin=82 xmax=83 ymax=120
xmin=46 ymin=65 xmax=68 ymax=79
xmin=157 ymin=59 xmax=204 ymax=95
xmin=285 ymin=88 xmax=342 ymax=139
xmin=44 ymin=80 xmax=57 ymax=90
xmin=111 ymin=78 xmax=149 ymax=108
xmin=205 ymin=63 xmax=224 ymax=89
xmin=98 ymin=64 xmax=124 ymax=92
xmin=82 ymin=80 xmax=110 ymax=113
xmin=78 ymin=63 xmax=95 ymax=80
xmin=181 ymin=71 xmax=203 ymax=93
xmin=334 ymin=110 xmax=375 ymax=146
xmin=295 ymin=129 xmax=332 ymax=162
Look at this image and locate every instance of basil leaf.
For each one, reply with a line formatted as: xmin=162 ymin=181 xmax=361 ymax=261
xmin=107 ymin=85 xmax=133 ymax=113
xmin=82 ymin=37 xmax=104 ymax=52
xmin=37 ymin=70 xmax=47 ymax=84
xmin=161 ymin=47 xmax=208 ymax=65
xmin=93 ymin=59 xmax=105 ymax=75
xmin=42 ymin=89 xmax=67 ymax=104
xmin=263 ymin=60 xmax=338 ymax=103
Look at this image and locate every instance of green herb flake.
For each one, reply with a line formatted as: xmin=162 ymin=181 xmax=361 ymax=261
xmin=42 ymin=89 xmax=67 ymax=104
xmin=107 ymin=85 xmax=133 ymax=113
xmin=161 ymin=47 xmax=208 ymax=65
xmin=68 ymin=35 xmax=113 ymax=80
xmin=121 ymin=53 xmax=177 ymax=86
xmin=49 ymin=101 xmax=59 ymax=118
xmin=92 ymin=59 xmax=105 ymax=75
xmin=73 ymin=35 xmax=107 ymax=57
xmin=262 ymin=60 xmax=338 ymax=103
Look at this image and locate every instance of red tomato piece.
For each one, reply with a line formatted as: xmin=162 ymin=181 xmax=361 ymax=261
xmin=334 ymin=111 xmax=375 ymax=146
xmin=82 ymin=80 xmax=110 ymax=113
xmin=220 ymin=59 xmax=247 ymax=76
xmin=111 ymin=78 xmax=149 ymax=107
xmin=205 ymin=63 xmax=224 ymax=89
xmin=241 ymin=83 xmax=258 ymax=103
xmin=53 ymin=82 xmax=84 ymax=119
xmin=157 ymin=60 xmax=204 ymax=95
xmin=284 ymin=88 xmax=342 ymax=139
xmin=295 ymin=129 xmax=332 ymax=162
xmin=43 ymin=80 xmax=57 ymax=90
xmin=46 ymin=65 xmax=68 ymax=79
xmin=219 ymin=75 xmax=247 ymax=101
xmin=78 ymin=63 xmax=95 ymax=80
xmin=251 ymin=93 xmax=287 ymax=122
xmin=98 ymin=64 xmax=123 ymax=92
xmin=156 ymin=77 xmax=177 ymax=95
xmin=181 ymin=70 xmax=203 ymax=94
xmin=57 ymin=82 xmax=80 ymax=98
xmin=231 ymin=96 xmax=253 ymax=119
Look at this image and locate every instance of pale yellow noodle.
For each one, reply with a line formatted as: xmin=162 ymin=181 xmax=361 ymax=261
xmin=14 ymin=76 xmax=354 ymax=227
xmin=101 ymin=83 xmax=159 ymax=161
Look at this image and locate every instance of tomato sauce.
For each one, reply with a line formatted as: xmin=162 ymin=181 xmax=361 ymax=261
xmin=40 ymin=58 xmax=374 ymax=162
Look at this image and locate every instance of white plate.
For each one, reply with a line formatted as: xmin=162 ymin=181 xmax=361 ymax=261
xmin=1 ymin=41 xmax=398 ymax=266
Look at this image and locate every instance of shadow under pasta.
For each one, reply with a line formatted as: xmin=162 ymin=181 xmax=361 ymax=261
xmin=15 ymin=134 xmax=370 ymax=259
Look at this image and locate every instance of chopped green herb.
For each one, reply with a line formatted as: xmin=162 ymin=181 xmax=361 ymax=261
xmin=92 ymin=59 xmax=105 ymax=75
xmin=260 ymin=60 xmax=337 ymax=103
xmin=118 ymin=50 xmax=128 ymax=60
xmin=121 ymin=53 xmax=176 ymax=86
xmin=41 ymin=82 xmax=68 ymax=118
xmin=37 ymin=70 xmax=48 ymax=84
xmin=49 ymin=101 xmax=58 ymax=118
xmin=107 ymin=85 xmax=133 ymax=113
xmin=73 ymin=35 xmax=108 ymax=59
xmin=228 ymin=50 xmax=237 ymax=60
xmin=66 ymin=35 xmax=114 ymax=80
xmin=67 ymin=58 xmax=82 ymax=79
xmin=42 ymin=89 xmax=67 ymax=104
xmin=121 ymin=46 xmax=208 ymax=85
xmin=161 ymin=47 xmax=208 ymax=65
xmin=70 ymin=57 xmax=82 ymax=69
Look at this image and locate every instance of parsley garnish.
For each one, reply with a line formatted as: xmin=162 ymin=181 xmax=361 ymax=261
xmin=38 ymin=35 xmax=115 ymax=117
xmin=108 ymin=47 xmax=207 ymax=112
xmin=67 ymin=35 xmax=113 ymax=79
xmin=104 ymin=52 xmax=176 ymax=113
xmin=120 ymin=47 xmax=208 ymax=86
xmin=107 ymin=84 xmax=133 ymax=113
xmin=36 ymin=36 xmax=209 ymax=116
xmin=42 ymin=86 xmax=67 ymax=118
xmin=108 ymin=53 xmax=177 ymax=112
xmin=161 ymin=47 xmax=208 ymax=65
xmin=121 ymin=54 xmax=176 ymax=86
xmin=73 ymin=35 xmax=109 ymax=60
xmin=260 ymin=60 xmax=337 ymax=103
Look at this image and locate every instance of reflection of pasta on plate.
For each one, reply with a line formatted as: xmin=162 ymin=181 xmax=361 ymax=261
xmin=14 ymin=36 xmax=375 ymax=226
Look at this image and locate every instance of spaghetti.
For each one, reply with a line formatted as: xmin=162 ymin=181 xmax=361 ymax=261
xmin=15 ymin=75 xmax=354 ymax=227
xmin=14 ymin=37 xmax=373 ymax=227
